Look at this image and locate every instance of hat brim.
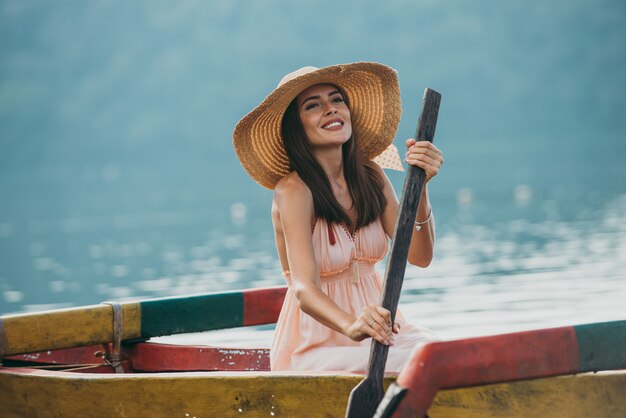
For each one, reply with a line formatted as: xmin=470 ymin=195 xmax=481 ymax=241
xmin=233 ymin=62 xmax=402 ymax=190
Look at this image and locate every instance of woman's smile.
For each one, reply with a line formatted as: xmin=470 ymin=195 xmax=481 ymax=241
xmin=321 ymin=118 xmax=344 ymax=130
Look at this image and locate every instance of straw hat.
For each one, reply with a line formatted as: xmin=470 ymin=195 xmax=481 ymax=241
xmin=233 ymin=62 xmax=403 ymax=190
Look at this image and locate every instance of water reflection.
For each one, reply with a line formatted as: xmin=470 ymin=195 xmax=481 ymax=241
xmin=1 ymin=193 xmax=624 ymax=348
xmin=402 ymin=194 xmax=626 ymax=340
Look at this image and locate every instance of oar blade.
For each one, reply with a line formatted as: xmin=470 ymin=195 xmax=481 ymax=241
xmin=345 ymin=375 xmax=385 ymax=418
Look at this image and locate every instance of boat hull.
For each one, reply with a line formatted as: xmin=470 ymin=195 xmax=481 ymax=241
xmin=1 ymin=367 xmax=624 ymax=417
xmin=2 ymin=288 xmax=625 ymax=417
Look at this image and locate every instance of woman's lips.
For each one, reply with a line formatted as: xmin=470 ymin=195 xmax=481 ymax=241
xmin=321 ymin=118 xmax=344 ymax=130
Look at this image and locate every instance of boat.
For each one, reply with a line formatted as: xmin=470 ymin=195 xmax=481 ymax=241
xmin=1 ymin=286 xmax=625 ymax=417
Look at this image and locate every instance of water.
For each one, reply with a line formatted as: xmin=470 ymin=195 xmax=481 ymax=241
xmin=2 ymin=182 xmax=624 ymax=347
xmin=1 ymin=0 xmax=625 ymax=347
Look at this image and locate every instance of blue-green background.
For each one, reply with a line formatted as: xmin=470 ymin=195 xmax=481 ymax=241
xmin=1 ymin=0 xmax=624 ymax=339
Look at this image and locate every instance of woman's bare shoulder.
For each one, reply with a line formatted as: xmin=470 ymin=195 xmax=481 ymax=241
xmin=273 ymin=172 xmax=315 ymax=229
xmin=274 ymin=172 xmax=312 ymax=203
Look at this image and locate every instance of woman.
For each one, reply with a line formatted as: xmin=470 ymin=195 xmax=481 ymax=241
xmin=233 ymin=63 xmax=443 ymax=372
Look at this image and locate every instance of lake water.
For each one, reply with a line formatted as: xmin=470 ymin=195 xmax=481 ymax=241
xmin=2 ymin=173 xmax=624 ymax=347
xmin=2 ymin=0 xmax=625 ymax=350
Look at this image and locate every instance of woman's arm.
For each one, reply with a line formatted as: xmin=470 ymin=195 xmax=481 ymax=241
xmin=274 ymin=174 xmax=395 ymax=345
xmin=378 ymin=139 xmax=443 ymax=267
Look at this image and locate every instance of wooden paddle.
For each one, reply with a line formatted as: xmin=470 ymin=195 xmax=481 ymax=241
xmin=345 ymin=88 xmax=441 ymax=418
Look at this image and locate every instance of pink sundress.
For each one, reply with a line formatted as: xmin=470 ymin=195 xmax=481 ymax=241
xmin=270 ymin=217 xmax=438 ymax=372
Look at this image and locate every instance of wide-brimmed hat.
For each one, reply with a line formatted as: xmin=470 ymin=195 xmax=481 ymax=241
xmin=233 ymin=62 xmax=403 ymax=190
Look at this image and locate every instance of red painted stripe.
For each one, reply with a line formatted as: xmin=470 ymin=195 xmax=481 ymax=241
xmin=392 ymin=325 xmax=579 ymax=418
xmin=5 ymin=345 xmax=107 ymax=366
xmin=127 ymin=343 xmax=270 ymax=372
xmin=242 ymin=286 xmax=288 ymax=326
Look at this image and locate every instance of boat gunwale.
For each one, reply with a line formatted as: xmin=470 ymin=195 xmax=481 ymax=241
xmin=0 ymin=285 xmax=288 ymax=357
xmin=3 ymin=362 xmax=624 ymax=381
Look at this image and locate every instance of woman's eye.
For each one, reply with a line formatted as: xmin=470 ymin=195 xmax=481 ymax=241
xmin=304 ymin=103 xmax=318 ymax=110
xmin=332 ymin=97 xmax=344 ymax=103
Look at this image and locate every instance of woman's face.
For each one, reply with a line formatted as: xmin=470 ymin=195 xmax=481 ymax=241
xmin=295 ymin=84 xmax=352 ymax=149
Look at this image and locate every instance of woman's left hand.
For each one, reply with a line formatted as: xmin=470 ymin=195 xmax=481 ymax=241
xmin=404 ymin=139 xmax=444 ymax=182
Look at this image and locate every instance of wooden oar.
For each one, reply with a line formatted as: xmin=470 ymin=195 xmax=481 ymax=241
xmin=345 ymin=88 xmax=441 ymax=418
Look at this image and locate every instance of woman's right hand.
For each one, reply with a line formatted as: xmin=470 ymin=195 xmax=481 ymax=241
xmin=345 ymin=304 xmax=399 ymax=346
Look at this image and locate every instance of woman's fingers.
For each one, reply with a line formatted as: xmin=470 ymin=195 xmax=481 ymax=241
xmin=404 ymin=140 xmax=444 ymax=180
xmin=406 ymin=143 xmax=443 ymax=160
xmin=405 ymin=152 xmax=440 ymax=168
xmin=364 ymin=305 xmax=394 ymax=345
xmin=354 ymin=305 xmax=404 ymax=346
xmin=364 ymin=318 xmax=388 ymax=345
xmin=407 ymin=139 xmax=441 ymax=153
xmin=406 ymin=141 xmax=443 ymax=162
xmin=368 ymin=327 xmax=393 ymax=346
xmin=405 ymin=154 xmax=442 ymax=179
xmin=368 ymin=317 xmax=394 ymax=344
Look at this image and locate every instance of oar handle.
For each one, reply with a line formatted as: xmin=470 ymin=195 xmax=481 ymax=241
xmin=345 ymin=88 xmax=442 ymax=418
xmin=366 ymin=88 xmax=441 ymax=382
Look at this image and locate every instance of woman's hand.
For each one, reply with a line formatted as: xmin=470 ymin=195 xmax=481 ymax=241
xmin=345 ymin=304 xmax=400 ymax=346
xmin=404 ymin=139 xmax=444 ymax=182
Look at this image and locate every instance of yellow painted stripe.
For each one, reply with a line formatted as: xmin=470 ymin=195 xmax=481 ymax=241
xmin=0 ymin=370 xmax=624 ymax=417
xmin=0 ymin=372 xmax=393 ymax=417
xmin=429 ymin=371 xmax=626 ymax=418
xmin=1 ymin=302 xmax=141 ymax=356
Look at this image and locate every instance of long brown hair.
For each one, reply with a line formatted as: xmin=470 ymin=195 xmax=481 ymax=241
xmin=280 ymin=92 xmax=387 ymax=230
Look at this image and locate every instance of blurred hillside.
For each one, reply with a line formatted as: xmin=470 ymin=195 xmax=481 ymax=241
xmin=1 ymin=0 xmax=625 ymax=222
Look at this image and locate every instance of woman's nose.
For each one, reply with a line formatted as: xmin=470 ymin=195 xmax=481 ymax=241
xmin=323 ymin=101 xmax=337 ymax=115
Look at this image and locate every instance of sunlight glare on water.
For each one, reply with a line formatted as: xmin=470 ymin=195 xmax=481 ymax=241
xmin=154 ymin=193 xmax=626 ymax=347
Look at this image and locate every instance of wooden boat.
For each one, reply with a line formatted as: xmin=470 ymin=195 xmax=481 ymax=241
xmin=1 ymin=286 xmax=625 ymax=417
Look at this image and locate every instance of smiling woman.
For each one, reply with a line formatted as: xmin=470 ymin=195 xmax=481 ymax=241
xmin=280 ymin=83 xmax=385 ymax=233
xmin=232 ymin=62 xmax=444 ymax=373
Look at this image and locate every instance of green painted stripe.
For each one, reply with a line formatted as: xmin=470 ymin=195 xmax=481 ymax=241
xmin=575 ymin=320 xmax=626 ymax=372
xmin=140 ymin=292 xmax=244 ymax=338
